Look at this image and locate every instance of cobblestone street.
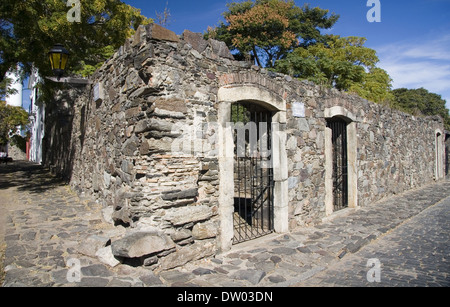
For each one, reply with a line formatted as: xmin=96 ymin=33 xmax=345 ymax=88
xmin=294 ymin=197 xmax=450 ymax=287
xmin=1 ymin=161 xmax=449 ymax=287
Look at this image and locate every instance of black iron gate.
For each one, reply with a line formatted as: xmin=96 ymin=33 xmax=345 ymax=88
xmin=327 ymin=118 xmax=349 ymax=212
xmin=231 ymin=102 xmax=274 ymax=244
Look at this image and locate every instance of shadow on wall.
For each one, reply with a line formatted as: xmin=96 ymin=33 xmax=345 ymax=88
xmin=41 ymin=85 xmax=87 ymax=183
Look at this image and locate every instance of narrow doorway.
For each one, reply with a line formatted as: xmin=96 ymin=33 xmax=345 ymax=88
xmin=436 ymin=131 xmax=444 ymax=180
xmin=327 ymin=118 xmax=349 ymax=212
xmin=231 ymin=102 xmax=274 ymax=244
xmin=445 ymin=133 xmax=449 ymax=177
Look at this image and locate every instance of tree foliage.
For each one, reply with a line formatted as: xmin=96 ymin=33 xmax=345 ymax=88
xmin=209 ymin=0 xmax=393 ymax=104
xmin=392 ymin=88 xmax=450 ymax=130
xmin=0 ymin=76 xmax=18 ymax=99
xmin=207 ymin=0 xmax=339 ymax=67
xmin=0 ymin=0 xmax=152 ymax=84
xmin=0 ymin=101 xmax=29 ymax=145
xmin=275 ymin=35 xmax=394 ymax=103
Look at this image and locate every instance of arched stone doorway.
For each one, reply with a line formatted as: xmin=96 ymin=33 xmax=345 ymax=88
xmin=217 ymin=86 xmax=288 ymax=251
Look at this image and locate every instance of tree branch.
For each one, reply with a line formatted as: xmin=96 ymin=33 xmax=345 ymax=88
xmin=252 ymin=46 xmax=262 ymax=67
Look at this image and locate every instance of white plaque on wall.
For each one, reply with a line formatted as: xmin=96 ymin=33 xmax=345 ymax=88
xmin=93 ymin=82 xmax=104 ymax=103
xmin=292 ymin=102 xmax=305 ymax=118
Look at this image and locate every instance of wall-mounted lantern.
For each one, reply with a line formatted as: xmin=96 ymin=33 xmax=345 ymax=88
xmin=48 ymin=44 xmax=70 ymax=80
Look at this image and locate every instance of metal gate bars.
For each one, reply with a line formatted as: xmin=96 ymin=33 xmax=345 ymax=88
xmin=327 ymin=118 xmax=349 ymax=212
xmin=231 ymin=102 xmax=274 ymax=244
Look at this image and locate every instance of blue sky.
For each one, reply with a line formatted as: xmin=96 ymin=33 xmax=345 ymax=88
xmin=124 ymin=0 xmax=450 ymax=112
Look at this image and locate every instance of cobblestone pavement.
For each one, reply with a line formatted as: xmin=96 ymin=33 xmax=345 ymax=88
xmin=1 ymin=161 xmax=449 ymax=287
xmin=294 ymin=197 xmax=450 ymax=287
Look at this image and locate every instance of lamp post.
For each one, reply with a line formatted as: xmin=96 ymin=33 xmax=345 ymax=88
xmin=48 ymin=44 xmax=70 ymax=80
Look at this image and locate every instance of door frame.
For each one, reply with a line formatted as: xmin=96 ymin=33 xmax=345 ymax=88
xmin=435 ymin=129 xmax=445 ymax=180
xmin=217 ymin=86 xmax=288 ymax=252
xmin=324 ymin=107 xmax=358 ymax=217
xmin=231 ymin=102 xmax=275 ymax=244
xmin=327 ymin=117 xmax=349 ymax=212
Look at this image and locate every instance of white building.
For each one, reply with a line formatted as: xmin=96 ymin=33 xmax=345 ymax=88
xmin=5 ymin=69 xmax=23 ymax=108
xmin=6 ymin=68 xmax=24 ymax=137
xmin=28 ymin=69 xmax=45 ymax=164
xmin=1 ymin=68 xmax=25 ymax=158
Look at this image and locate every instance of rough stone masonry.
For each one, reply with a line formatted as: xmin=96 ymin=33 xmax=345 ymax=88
xmin=41 ymin=23 xmax=446 ymax=271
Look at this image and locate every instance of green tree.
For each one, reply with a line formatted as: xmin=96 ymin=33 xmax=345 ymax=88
xmin=275 ymin=35 xmax=394 ymax=103
xmin=207 ymin=0 xmax=339 ymax=67
xmin=0 ymin=0 xmax=152 ymax=84
xmin=349 ymin=67 xmax=394 ymax=104
xmin=0 ymin=76 xmax=18 ymax=99
xmin=0 ymin=101 xmax=29 ymax=145
xmin=392 ymin=88 xmax=450 ymax=130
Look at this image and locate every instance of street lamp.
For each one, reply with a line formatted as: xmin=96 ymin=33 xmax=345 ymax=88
xmin=46 ymin=43 xmax=90 ymax=85
xmin=48 ymin=44 xmax=70 ymax=80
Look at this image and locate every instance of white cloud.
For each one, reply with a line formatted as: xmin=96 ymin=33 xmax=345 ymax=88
xmin=375 ymin=35 xmax=450 ymax=112
xmin=401 ymin=35 xmax=450 ymax=61
xmin=382 ymin=61 xmax=450 ymax=91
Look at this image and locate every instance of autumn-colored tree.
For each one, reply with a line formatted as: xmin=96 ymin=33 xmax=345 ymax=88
xmin=275 ymin=35 xmax=394 ymax=103
xmin=207 ymin=0 xmax=338 ymax=67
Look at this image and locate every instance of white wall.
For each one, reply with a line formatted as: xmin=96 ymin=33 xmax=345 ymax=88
xmin=5 ymin=69 xmax=23 ymax=108
xmin=28 ymin=70 xmax=45 ymax=164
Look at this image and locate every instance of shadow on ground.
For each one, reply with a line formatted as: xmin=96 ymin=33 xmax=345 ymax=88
xmin=0 ymin=161 xmax=67 ymax=194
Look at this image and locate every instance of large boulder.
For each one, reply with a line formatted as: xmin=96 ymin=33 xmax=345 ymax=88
xmin=111 ymin=231 xmax=176 ymax=259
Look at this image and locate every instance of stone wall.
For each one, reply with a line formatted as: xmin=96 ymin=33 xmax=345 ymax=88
xmin=286 ymin=91 xmax=443 ymax=227
xmin=43 ymin=24 xmax=445 ymax=270
xmin=216 ymin=70 xmax=444 ymax=226
xmin=6 ymin=144 xmax=27 ymax=161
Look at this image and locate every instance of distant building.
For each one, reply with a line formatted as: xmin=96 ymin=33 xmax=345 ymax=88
xmin=5 ymin=69 xmax=24 ymax=137
xmin=2 ymin=68 xmax=27 ymax=160
xmin=5 ymin=68 xmax=23 ymax=108
xmin=28 ymin=69 xmax=45 ymax=164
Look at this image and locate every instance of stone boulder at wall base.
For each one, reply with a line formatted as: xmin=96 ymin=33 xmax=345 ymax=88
xmin=111 ymin=231 xmax=176 ymax=259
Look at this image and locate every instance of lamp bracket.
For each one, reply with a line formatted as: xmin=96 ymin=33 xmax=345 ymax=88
xmin=46 ymin=77 xmax=92 ymax=85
